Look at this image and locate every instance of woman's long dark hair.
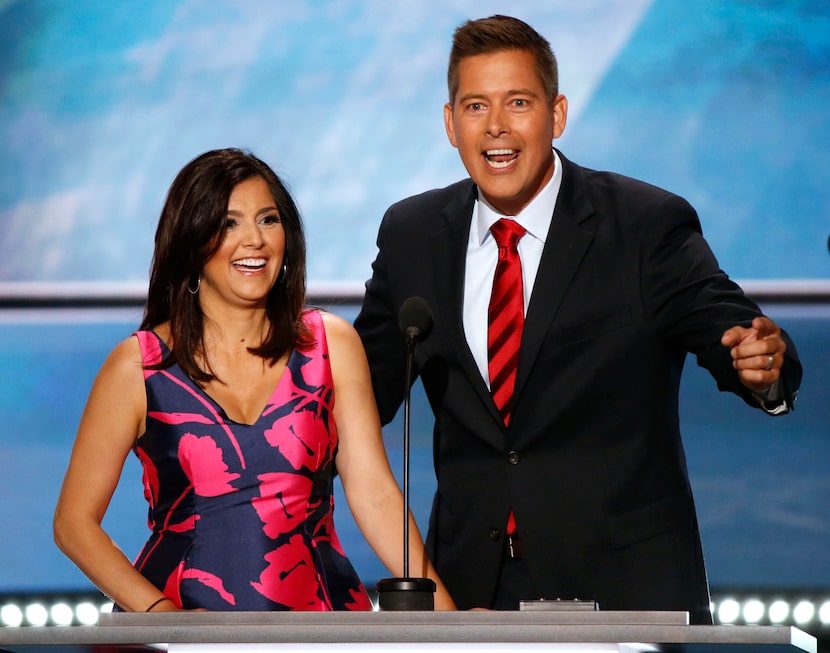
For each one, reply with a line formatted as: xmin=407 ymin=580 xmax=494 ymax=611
xmin=140 ymin=148 xmax=311 ymax=383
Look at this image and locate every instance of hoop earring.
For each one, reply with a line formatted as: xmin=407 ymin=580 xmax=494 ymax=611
xmin=277 ymin=263 xmax=287 ymax=284
xmin=187 ymin=276 xmax=201 ymax=295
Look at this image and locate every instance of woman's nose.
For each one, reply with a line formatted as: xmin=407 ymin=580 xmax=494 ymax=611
xmin=241 ymin=222 xmax=264 ymax=247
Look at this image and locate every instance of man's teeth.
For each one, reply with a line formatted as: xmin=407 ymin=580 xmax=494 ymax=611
xmin=233 ymin=258 xmax=266 ymax=269
xmin=485 ymin=149 xmax=516 ymax=168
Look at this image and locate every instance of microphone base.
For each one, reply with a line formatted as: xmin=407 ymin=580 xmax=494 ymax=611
xmin=376 ymin=577 xmax=436 ymax=611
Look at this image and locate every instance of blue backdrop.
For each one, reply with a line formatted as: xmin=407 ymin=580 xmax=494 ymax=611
xmin=2 ymin=0 xmax=828 ymax=282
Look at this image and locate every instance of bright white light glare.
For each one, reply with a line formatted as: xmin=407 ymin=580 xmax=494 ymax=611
xmin=819 ymin=601 xmax=830 ymax=625
xmin=793 ymin=600 xmax=815 ymax=625
xmin=100 ymin=601 xmax=114 ymax=614
xmin=0 ymin=604 xmax=23 ymax=627
xmin=768 ymin=600 xmax=790 ymax=623
xmin=742 ymin=599 xmax=765 ymax=623
xmin=76 ymin=601 xmax=100 ymax=625
xmin=50 ymin=602 xmax=74 ymax=626
xmin=24 ymin=603 xmax=49 ymax=626
xmin=717 ymin=598 xmax=741 ymax=623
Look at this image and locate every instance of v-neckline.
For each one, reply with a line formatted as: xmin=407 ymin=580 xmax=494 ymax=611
xmin=152 ymin=331 xmax=294 ymax=427
xmin=200 ymin=350 xmax=293 ymax=426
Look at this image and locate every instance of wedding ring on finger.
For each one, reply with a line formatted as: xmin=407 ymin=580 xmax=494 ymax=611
xmin=764 ymin=355 xmax=774 ymax=370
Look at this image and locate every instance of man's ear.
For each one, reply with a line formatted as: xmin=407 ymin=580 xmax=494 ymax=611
xmin=552 ymin=94 xmax=568 ymax=139
xmin=444 ymin=103 xmax=458 ymax=148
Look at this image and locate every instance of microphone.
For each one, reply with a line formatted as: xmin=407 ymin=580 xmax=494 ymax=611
xmin=376 ymin=297 xmax=437 ymax=611
xmin=398 ymin=296 xmax=433 ymax=345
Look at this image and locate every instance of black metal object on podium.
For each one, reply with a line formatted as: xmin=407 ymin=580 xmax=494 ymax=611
xmin=376 ymin=296 xmax=437 ymax=611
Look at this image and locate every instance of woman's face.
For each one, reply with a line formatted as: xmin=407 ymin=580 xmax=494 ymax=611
xmin=199 ymin=176 xmax=286 ymax=310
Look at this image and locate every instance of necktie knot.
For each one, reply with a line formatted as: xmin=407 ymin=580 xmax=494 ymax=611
xmin=490 ymin=219 xmax=526 ymax=251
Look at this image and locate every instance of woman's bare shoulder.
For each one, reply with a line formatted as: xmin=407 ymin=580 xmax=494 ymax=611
xmin=318 ymin=310 xmax=361 ymax=349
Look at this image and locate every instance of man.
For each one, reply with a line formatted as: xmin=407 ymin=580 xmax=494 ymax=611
xmin=354 ymin=15 xmax=801 ymax=623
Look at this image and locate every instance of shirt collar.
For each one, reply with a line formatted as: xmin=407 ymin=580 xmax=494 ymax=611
xmin=473 ymin=148 xmax=563 ymax=246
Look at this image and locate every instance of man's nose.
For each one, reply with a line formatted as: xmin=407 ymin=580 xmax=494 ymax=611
xmin=486 ymin=105 xmax=510 ymax=137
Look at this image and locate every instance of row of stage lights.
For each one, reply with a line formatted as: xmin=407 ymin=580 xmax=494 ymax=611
xmin=1 ymin=598 xmax=110 ymax=627
xmin=1 ymin=592 xmax=829 ymax=631
xmin=712 ymin=596 xmax=830 ymax=627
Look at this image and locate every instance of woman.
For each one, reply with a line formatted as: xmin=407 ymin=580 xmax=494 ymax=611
xmin=54 ymin=148 xmax=454 ymax=612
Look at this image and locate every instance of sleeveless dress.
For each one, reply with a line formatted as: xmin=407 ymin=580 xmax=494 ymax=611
xmin=130 ymin=310 xmax=372 ymax=611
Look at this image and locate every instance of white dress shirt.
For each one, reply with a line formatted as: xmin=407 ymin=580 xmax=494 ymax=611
xmin=463 ymin=149 xmax=563 ymax=387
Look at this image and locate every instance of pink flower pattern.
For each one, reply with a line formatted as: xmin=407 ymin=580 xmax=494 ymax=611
xmin=128 ymin=310 xmax=372 ymax=611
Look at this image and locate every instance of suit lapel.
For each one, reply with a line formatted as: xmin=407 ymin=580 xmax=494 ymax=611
xmin=432 ymin=183 xmax=505 ymax=426
xmin=514 ymin=154 xmax=596 ymax=403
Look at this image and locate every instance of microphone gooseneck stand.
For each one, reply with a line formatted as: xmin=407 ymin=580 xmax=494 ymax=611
xmin=376 ymin=297 xmax=436 ymax=610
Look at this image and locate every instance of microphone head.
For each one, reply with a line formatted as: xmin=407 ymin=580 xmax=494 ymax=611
xmin=398 ymin=296 xmax=434 ymax=342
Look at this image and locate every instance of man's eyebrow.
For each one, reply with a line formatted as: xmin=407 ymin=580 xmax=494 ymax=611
xmin=456 ymin=88 xmax=540 ymax=103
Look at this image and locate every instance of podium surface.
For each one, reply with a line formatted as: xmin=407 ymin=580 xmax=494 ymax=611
xmin=0 ymin=610 xmax=817 ymax=653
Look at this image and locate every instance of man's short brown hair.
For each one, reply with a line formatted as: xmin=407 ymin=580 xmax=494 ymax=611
xmin=447 ymin=15 xmax=559 ymax=105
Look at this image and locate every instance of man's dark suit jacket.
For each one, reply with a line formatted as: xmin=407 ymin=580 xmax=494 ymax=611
xmin=354 ymin=151 xmax=802 ymax=623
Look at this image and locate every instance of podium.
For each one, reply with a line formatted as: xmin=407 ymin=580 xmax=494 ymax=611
xmin=0 ymin=610 xmax=817 ymax=653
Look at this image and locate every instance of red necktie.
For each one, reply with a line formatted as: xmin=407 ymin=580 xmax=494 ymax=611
xmin=487 ymin=219 xmax=526 ymax=426
xmin=488 ymin=219 xmax=526 ymax=556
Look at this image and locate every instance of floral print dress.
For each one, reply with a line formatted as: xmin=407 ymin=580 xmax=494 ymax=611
xmin=129 ymin=310 xmax=372 ymax=611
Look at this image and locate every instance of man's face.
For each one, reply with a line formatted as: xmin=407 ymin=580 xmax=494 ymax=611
xmin=444 ymin=49 xmax=567 ymax=216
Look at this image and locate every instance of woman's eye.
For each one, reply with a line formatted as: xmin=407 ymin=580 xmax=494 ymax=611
xmin=261 ymin=213 xmax=281 ymax=225
xmin=224 ymin=218 xmax=238 ymax=229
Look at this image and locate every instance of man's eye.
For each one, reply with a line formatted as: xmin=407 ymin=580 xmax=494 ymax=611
xmin=469 ymin=102 xmax=484 ymax=111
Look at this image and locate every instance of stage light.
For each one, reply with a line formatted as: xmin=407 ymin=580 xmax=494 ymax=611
xmin=793 ymin=600 xmax=815 ymax=625
xmin=717 ymin=598 xmax=740 ymax=623
xmin=75 ymin=601 xmax=100 ymax=626
xmin=24 ymin=603 xmax=49 ymax=627
xmin=819 ymin=600 xmax=830 ymax=625
xmin=50 ymin=602 xmax=74 ymax=626
xmin=768 ymin=600 xmax=790 ymax=623
xmin=742 ymin=599 xmax=765 ymax=624
xmin=0 ymin=604 xmax=23 ymax=627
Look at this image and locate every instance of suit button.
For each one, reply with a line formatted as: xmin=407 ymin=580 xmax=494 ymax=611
xmin=489 ymin=528 xmax=501 ymax=541
xmin=507 ymin=451 xmax=520 ymax=465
